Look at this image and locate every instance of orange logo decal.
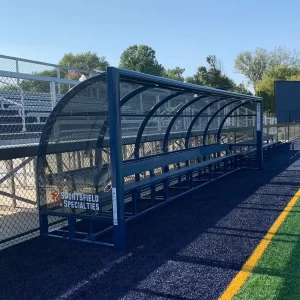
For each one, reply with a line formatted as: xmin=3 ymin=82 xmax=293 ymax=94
xmin=51 ymin=191 xmax=60 ymax=202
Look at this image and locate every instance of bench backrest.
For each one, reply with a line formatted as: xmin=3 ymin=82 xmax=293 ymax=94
xmin=123 ymin=144 xmax=229 ymax=177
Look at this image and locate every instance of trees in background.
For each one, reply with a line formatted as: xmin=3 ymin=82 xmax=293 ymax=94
xmin=235 ymin=47 xmax=300 ymax=114
xmin=255 ymin=65 xmax=300 ymax=113
xmin=186 ymin=55 xmax=252 ymax=94
xmin=163 ymin=67 xmax=185 ymax=81
xmin=263 ymin=64 xmax=299 ymax=80
xmin=235 ymin=47 xmax=300 ymax=87
xmin=235 ymin=48 xmax=269 ymax=86
xmin=119 ymin=44 xmax=186 ymax=81
xmin=13 ymin=44 xmax=300 ymax=113
xmin=119 ymin=45 xmax=164 ymax=76
xmin=18 ymin=52 xmax=109 ymax=92
xmin=186 ymin=55 xmax=235 ymax=90
xmin=234 ymin=83 xmax=253 ymax=95
xmin=59 ymin=52 xmax=109 ymax=74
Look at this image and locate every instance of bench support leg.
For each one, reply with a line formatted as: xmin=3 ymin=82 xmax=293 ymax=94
xmin=40 ymin=214 xmax=48 ymax=236
xmin=234 ymin=157 xmax=237 ymax=169
xmin=88 ymin=220 xmax=94 ymax=239
xmin=190 ymin=172 xmax=193 ymax=188
xmin=151 ymin=186 xmax=156 ymax=202
xmin=198 ymin=166 xmax=202 ymax=178
xmin=150 ymin=170 xmax=156 ymax=201
xmin=224 ymin=160 xmax=228 ymax=174
xmin=164 ymin=180 xmax=169 ymax=200
xmin=68 ymin=216 xmax=76 ymax=239
xmin=132 ymin=191 xmax=137 ymax=215
xmin=178 ymin=175 xmax=182 ymax=192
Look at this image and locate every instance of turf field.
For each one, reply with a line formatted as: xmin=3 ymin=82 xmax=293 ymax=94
xmin=231 ymin=190 xmax=300 ymax=299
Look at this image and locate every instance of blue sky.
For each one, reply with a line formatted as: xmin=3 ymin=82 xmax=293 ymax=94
xmin=1 ymin=0 xmax=300 ymax=86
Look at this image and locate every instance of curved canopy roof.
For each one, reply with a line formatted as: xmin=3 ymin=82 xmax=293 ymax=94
xmin=38 ymin=67 xmax=262 ymax=158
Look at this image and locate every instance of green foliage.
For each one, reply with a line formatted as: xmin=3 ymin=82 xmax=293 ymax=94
xmin=163 ymin=67 xmax=185 ymax=81
xmin=256 ymin=77 xmax=275 ymax=113
xmin=255 ymin=65 xmax=300 ymax=114
xmin=119 ymin=45 xmax=164 ymax=76
xmin=264 ymin=64 xmax=300 ymax=80
xmin=287 ymin=74 xmax=300 ymax=81
xmin=17 ymin=52 xmax=109 ymax=93
xmin=59 ymin=51 xmax=109 ymax=72
xmin=233 ymin=83 xmax=253 ymax=95
xmin=0 ymin=83 xmax=20 ymax=92
xmin=186 ymin=55 xmax=235 ymax=91
xmin=235 ymin=48 xmax=269 ymax=85
xmin=20 ymin=70 xmax=60 ymax=93
xmin=268 ymin=46 xmax=300 ymax=69
xmin=235 ymin=47 xmax=300 ymax=86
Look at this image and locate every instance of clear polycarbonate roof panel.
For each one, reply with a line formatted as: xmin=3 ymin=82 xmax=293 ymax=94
xmin=39 ymin=71 xmax=261 ymax=155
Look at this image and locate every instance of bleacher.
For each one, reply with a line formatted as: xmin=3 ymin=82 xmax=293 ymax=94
xmin=0 ymin=89 xmax=261 ymax=146
xmin=0 ymin=91 xmax=56 ymax=139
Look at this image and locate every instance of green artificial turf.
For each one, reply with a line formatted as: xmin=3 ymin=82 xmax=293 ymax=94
xmin=235 ymin=197 xmax=300 ymax=300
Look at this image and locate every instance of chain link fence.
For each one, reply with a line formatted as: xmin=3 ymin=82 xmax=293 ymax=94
xmin=0 ymin=68 xmax=79 ymax=249
xmin=0 ymin=54 xmax=97 ymax=81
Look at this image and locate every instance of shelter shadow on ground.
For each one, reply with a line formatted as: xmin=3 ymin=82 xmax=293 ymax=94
xmin=1 ymin=141 xmax=300 ymax=300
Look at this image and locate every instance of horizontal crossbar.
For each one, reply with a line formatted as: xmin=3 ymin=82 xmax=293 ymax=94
xmin=0 ymin=157 xmax=34 ymax=184
xmin=0 ymin=190 xmax=36 ymax=205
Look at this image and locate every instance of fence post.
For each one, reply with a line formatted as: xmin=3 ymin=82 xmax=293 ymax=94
xmin=256 ymin=101 xmax=263 ymax=169
xmin=5 ymin=160 xmax=16 ymax=208
xmin=50 ymin=81 xmax=57 ymax=110
xmin=57 ymin=68 xmax=61 ymax=95
xmin=16 ymin=59 xmax=19 ymax=80
xmin=156 ymin=95 xmax=161 ymax=132
xmin=22 ymin=157 xmax=27 ymax=186
xmin=107 ymin=67 xmax=126 ymax=252
xmin=33 ymin=157 xmax=39 ymax=209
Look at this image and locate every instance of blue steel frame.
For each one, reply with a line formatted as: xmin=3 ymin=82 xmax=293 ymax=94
xmin=37 ymin=73 xmax=107 ymax=242
xmin=202 ymin=99 xmax=241 ymax=145
xmin=185 ymin=97 xmax=225 ymax=148
xmin=162 ymin=94 xmax=209 ymax=152
xmin=217 ymin=102 xmax=252 ymax=143
xmin=37 ymin=67 xmax=263 ymax=251
xmin=109 ymin=67 xmax=263 ymax=250
xmin=107 ymin=68 xmax=126 ymax=251
xmin=134 ymin=91 xmax=185 ymax=158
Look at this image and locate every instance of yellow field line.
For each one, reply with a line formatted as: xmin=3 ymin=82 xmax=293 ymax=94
xmin=219 ymin=188 xmax=300 ymax=300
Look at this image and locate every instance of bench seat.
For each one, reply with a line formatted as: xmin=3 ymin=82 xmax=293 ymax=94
xmin=123 ymin=144 xmax=231 ymax=176
xmin=124 ymin=153 xmax=238 ymax=193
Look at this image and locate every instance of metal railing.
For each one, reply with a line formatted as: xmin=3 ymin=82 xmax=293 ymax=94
xmin=0 ymin=54 xmax=96 ymax=79
xmin=0 ymin=70 xmax=79 ymax=144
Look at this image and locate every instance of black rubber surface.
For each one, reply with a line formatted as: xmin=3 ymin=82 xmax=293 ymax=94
xmin=1 ymin=141 xmax=300 ymax=300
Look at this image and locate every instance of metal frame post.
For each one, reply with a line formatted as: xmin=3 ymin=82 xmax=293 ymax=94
xmin=57 ymin=68 xmax=61 ymax=95
xmin=5 ymin=160 xmax=16 ymax=208
xmin=107 ymin=67 xmax=126 ymax=252
xmin=50 ymin=81 xmax=57 ymax=109
xmin=256 ymin=101 xmax=263 ymax=169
